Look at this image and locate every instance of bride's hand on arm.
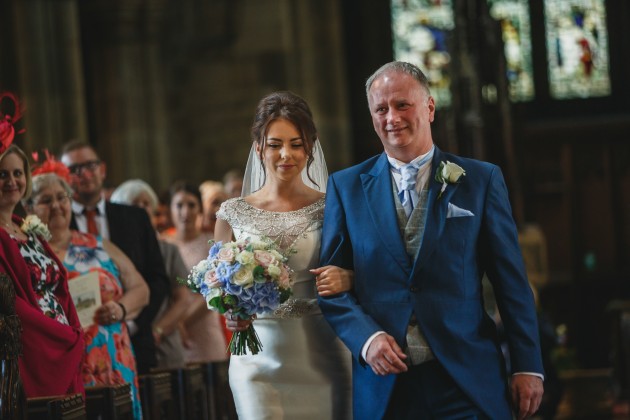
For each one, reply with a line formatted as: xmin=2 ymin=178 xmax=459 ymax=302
xmin=310 ymin=266 xmax=354 ymax=296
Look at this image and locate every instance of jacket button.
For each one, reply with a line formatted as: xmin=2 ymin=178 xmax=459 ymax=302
xmin=410 ymin=285 xmax=419 ymax=292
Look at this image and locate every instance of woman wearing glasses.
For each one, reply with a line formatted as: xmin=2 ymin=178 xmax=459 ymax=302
xmin=24 ymin=156 xmax=149 ymax=419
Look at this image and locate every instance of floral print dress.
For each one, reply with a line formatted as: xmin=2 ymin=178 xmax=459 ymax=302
xmin=64 ymin=231 xmax=142 ymax=419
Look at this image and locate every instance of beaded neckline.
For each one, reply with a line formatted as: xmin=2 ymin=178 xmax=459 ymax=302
xmin=217 ymin=197 xmax=325 ymax=254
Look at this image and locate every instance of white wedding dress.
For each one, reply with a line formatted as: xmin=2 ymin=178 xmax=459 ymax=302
xmin=217 ymin=197 xmax=352 ymax=420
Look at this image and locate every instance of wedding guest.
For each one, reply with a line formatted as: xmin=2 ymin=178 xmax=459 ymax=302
xmin=0 ymin=93 xmax=84 ymax=398
xmin=111 ymin=179 xmax=190 ymax=368
xmin=318 ymin=61 xmax=544 ymax=419
xmin=222 ymin=169 xmax=243 ymax=198
xmin=25 ymin=161 xmax=148 ymax=419
xmin=215 ymin=91 xmax=352 ymax=419
xmin=199 ymin=180 xmax=227 ymax=234
xmin=154 ymin=190 xmax=175 ymax=235
xmin=61 ymin=140 xmax=170 ymax=374
xmin=162 ymin=180 xmax=227 ymax=363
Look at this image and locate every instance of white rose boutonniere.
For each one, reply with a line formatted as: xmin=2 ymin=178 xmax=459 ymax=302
xmin=435 ymin=161 xmax=466 ymax=199
xmin=20 ymin=215 xmax=52 ymax=241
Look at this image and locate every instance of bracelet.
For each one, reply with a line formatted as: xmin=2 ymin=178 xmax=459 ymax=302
xmin=116 ymin=301 xmax=127 ymax=321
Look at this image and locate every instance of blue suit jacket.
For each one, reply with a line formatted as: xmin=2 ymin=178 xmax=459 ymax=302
xmin=319 ymin=147 xmax=543 ymax=419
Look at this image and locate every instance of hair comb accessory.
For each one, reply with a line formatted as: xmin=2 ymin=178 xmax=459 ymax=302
xmin=32 ymin=149 xmax=71 ymax=182
xmin=0 ymin=92 xmax=25 ymax=154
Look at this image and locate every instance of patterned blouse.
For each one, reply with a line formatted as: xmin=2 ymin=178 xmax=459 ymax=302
xmin=14 ymin=233 xmax=69 ymax=325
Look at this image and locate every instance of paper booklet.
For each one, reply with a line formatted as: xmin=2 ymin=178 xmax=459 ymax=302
xmin=68 ymin=271 xmax=102 ymax=328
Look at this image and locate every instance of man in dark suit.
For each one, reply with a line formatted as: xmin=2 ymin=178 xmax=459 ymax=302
xmin=319 ymin=62 xmax=544 ymax=419
xmin=61 ymin=140 xmax=169 ymax=373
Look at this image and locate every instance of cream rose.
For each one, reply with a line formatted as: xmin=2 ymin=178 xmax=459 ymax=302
xmin=267 ymin=264 xmax=281 ymax=278
xmin=236 ymin=250 xmax=254 ymax=265
xmin=233 ymin=267 xmax=254 ymax=287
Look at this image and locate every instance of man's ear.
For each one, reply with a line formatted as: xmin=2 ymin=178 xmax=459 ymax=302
xmin=100 ymin=162 xmax=107 ymax=180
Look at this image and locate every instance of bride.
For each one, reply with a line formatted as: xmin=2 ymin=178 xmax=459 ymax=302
xmin=214 ymin=91 xmax=352 ymax=419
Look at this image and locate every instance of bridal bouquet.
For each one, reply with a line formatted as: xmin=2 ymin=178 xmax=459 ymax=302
xmin=181 ymin=238 xmax=293 ymax=355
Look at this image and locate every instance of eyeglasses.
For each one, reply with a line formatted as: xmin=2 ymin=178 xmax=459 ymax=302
xmin=68 ymin=160 xmax=101 ymax=175
xmin=33 ymin=193 xmax=72 ymax=207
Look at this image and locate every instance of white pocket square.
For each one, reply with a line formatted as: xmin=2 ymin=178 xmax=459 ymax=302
xmin=447 ymin=203 xmax=474 ymax=218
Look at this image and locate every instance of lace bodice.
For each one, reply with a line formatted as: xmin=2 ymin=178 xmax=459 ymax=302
xmin=217 ymin=197 xmax=325 ymax=307
xmin=216 ymin=197 xmax=324 ymax=254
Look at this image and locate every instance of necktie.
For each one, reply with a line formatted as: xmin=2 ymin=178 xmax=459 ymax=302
xmin=398 ymin=163 xmax=421 ymax=217
xmin=84 ymin=208 xmax=99 ymax=235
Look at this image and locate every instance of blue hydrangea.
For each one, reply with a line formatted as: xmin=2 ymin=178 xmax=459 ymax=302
xmin=215 ymin=261 xmax=241 ymax=283
xmin=239 ymin=282 xmax=280 ymax=314
xmin=208 ymin=241 xmax=223 ymax=260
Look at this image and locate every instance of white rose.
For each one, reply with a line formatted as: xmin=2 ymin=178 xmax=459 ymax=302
xmin=236 ymin=250 xmax=254 ymax=265
xmin=233 ymin=267 xmax=254 ymax=287
xmin=442 ymin=161 xmax=466 ymax=183
xmin=267 ymin=264 xmax=281 ymax=278
xmin=205 ymin=288 xmax=222 ymax=306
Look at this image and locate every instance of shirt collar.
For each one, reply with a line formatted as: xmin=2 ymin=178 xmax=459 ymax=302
xmin=386 ymin=145 xmax=435 ymax=170
xmin=72 ymin=197 xmax=106 ymax=216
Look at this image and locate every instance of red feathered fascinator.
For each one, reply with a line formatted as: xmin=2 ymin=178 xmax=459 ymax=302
xmin=0 ymin=92 xmax=25 ymax=154
xmin=32 ymin=150 xmax=71 ymax=182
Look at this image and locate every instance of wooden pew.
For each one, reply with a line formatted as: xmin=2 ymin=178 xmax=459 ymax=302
xmin=152 ymin=365 xmax=208 ymax=419
xmin=139 ymin=372 xmax=175 ymax=419
xmin=197 ymin=361 xmax=238 ymax=420
xmin=84 ymin=383 xmax=133 ymax=419
xmin=26 ymin=393 xmax=86 ymax=419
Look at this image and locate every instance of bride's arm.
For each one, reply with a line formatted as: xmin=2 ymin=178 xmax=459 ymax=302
xmin=214 ymin=219 xmax=233 ymax=243
xmin=310 ymin=266 xmax=354 ymax=297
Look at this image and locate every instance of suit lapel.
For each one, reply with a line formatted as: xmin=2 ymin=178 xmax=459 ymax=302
xmin=361 ymin=154 xmax=411 ymax=273
xmin=412 ymin=147 xmax=460 ymax=275
xmin=105 ymin=202 xmax=119 ymax=244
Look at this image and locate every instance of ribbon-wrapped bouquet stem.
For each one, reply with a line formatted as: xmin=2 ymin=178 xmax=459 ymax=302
xmin=181 ymin=238 xmax=293 ymax=355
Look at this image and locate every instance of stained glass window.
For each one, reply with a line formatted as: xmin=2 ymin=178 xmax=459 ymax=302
xmin=488 ymin=0 xmax=535 ymax=102
xmin=391 ymin=0 xmax=454 ymax=108
xmin=544 ymin=0 xmax=610 ymax=99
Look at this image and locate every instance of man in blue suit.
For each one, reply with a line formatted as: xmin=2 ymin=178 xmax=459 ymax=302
xmin=318 ymin=61 xmax=544 ymax=419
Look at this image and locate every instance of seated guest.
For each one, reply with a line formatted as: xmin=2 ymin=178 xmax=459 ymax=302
xmin=0 ymin=101 xmax=84 ymax=397
xmin=25 ymin=159 xmax=149 ymax=419
xmin=222 ymin=169 xmax=243 ymax=198
xmin=60 ymin=140 xmax=169 ymax=374
xmin=162 ymin=180 xmax=227 ymax=363
xmin=198 ymin=180 xmax=227 ymax=234
xmin=111 ymin=179 xmax=189 ymax=368
xmin=154 ymin=190 xmax=175 ymax=235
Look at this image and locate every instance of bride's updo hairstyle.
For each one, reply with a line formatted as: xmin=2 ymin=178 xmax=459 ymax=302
xmin=251 ymin=91 xmax=319 ymax=187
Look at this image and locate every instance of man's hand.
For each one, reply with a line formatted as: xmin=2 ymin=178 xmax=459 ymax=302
xmin=365 ymin=334 xmax=408 ymax=376
xmin=511 ymin=374 xmax=544 ymax=419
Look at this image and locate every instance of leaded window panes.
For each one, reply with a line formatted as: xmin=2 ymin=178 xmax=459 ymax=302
xmin=391 ymin=0 xmax=454 ymax=108
xmin=544 ymin=0 xmax=611 ymax=99
xmin=488 ymin=0 xmax=535 ymax=102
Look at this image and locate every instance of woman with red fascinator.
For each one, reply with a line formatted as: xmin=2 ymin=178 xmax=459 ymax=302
xmin=0 ymin=92 xmax=85 ymax=398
